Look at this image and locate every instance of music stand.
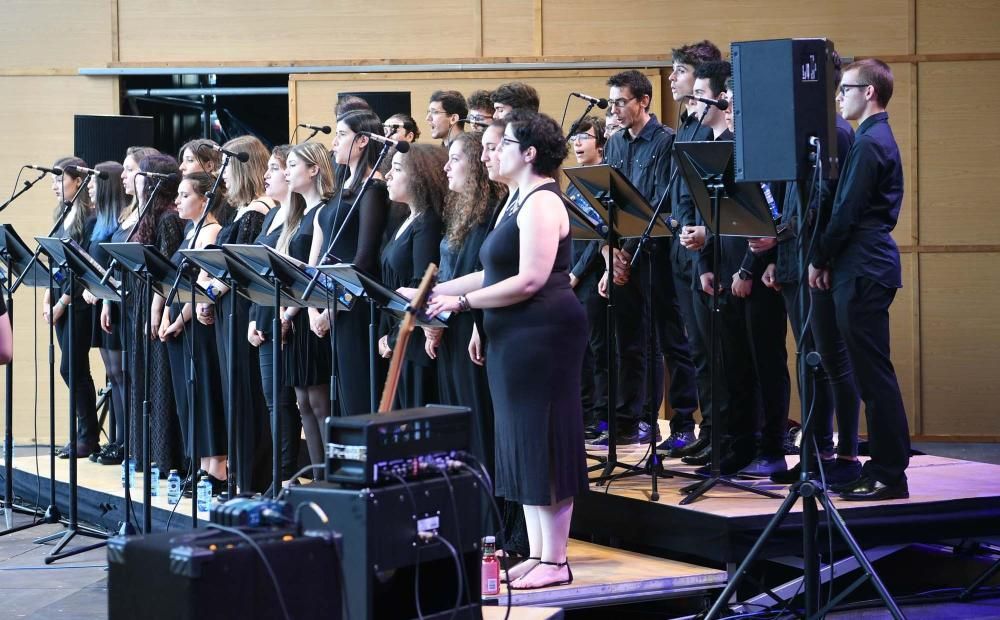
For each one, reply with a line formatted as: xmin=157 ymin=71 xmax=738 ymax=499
xmin=0 ymin=225 xmax=60 ymax=536
xmin=563 ymin=165 xmax=695 ymax=498
xmin=34 ymin=237 xmax=110 ymax=563
xmin=671 ymin=140 xmax=782 ymax=505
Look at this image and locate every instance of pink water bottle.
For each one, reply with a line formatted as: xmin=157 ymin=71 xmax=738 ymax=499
xmin=481 ymin=536 xmax=500 ymax=595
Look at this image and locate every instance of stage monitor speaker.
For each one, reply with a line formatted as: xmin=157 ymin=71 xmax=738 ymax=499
xmin=287 ymin=472 xmax=483 ymax=620
xmin=732 ymin=38 xmax=839 ymax=182
xmin=74 ymin=115 xmax=154 ymax=167
xmin=337 ymin=92 xmax=412 ymax=125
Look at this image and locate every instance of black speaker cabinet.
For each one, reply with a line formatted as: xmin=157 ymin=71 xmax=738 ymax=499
xmin=107 ymin=526 xmax=342 ymax=620
xmin=732 ymin=38 xmax=839 ymax=182
xmin=286 ymin=472 xmax=483 ymax=620
xmin=74 ymin=115 xmax=154 ymax=167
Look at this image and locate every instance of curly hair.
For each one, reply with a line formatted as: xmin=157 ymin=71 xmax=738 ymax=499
xmin=222 ymin=135 xmax=269 ymax=207
xmin=396 ymin=144 xmax=449 ymax=216
xmin=135 ymin=154 xmax=180 ymax=244
xmin=508 ymin=111 xmax=568 ymax=178
xmin=444 ymin=133 xmax=507 ymax=250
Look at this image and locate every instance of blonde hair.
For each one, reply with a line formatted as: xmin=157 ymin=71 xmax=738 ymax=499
xmin=272 ymin=145 xmax=308 ymax=254
xmin=222 ymin=135 xmax=270 ymax=207
xmin=289 ymin=141 xmax=335 ymax=201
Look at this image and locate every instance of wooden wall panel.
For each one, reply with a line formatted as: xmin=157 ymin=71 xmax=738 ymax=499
xmin=920 ymin=253 xmax=1000 ymax=436
xmin=483 ymin=0 xmax=538 ymax=58
xmin=917 ymin=0 xmax=1000 ymax=54
xmin=542 ymin=0 xmax=912 ymax=58
xmin=117 ymin=0 xmax=480 ymax=64
xmin=0 ymin=0 xmax=114 ymax=73
xmin=290 ymin=69 xmax=662 ymax=146
xmin=918 ymin=61 xmax=1000 ymax=246
xmin=0 ymin=76 xmax=119 ymax=443
xmin=888 ymin=63 xmax=916 ymax=246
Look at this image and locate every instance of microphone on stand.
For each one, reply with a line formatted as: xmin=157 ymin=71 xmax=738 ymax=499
xmin=64 ymin=165 xmax=109 ymax=180
xmin=571 ymin=92 xmax=609 ymax=109
xmin=202 ymin=143 xmax=250 ymax=163
xmin=297 ymin=123 xmax=332 ymax=134
xmin=360 ymin=132 xmax=411 ymax=153
xmin=684 ymin=94 xmax=729 ymax=110
xmin=26 ymin=164 xmax=63 ymax=175
xmin=136 ymin=170 xmax=179 ymax=181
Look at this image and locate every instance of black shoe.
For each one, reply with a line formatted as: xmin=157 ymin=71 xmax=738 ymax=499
xmin=97 ymin=443 xmax=124 ymax=465
xmin=823 ymin=459 xmax=863 ymax=486
xmin=656 ymin=430 xmax=696 ymax=453
xmin=57 ymin=441 xmax=99 ymax=459
xmin=584 ymin=421 xmax=607 ymax=441
xmin=670 ymin=433 xmax=710 ymax=458
xmin=738 ymin=456 xmax=788 ymax=479
xmin=838 ymin=476 xmax=909 ymax=501
xmin=681 ymin=443 xmax=712 ymax=466
xmin=182 ymin=470 xmax=207 ymax=498
xmin=587 ymin=427 xmax=638 ymax=447
xmin=693 ymin=451 xmax=755 ymax=477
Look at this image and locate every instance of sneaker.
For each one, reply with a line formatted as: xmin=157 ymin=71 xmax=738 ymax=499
xmin=738 ymin=456 xmax=788 ymax=479
xmin=657 ymin=430 xmax=696 ymax=453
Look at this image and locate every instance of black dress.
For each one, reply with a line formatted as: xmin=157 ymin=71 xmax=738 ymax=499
xmin=380 ymin=209 xmax=443 ymax=409
xmin=165 ymin=221 xmax=227 ymax=459
xmin=479 ymin=182 xmax=588 ymax=505
xmin=122 ymin=214 xmax=185 ymax=474
xmin=283 ymin=203 xmax=332 ymax=387
xmin=87 ymin=226 xmax=122 ymax=350
xmin=316 ymin=182 xmax=390 ymax=415
xmin=214 ymin=206 xmax=271 ymax=492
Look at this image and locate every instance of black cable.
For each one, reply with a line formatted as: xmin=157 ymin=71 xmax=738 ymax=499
xmin=206 ymin=523 xmax=291 ymax=620
xmin=33 ymin=280 xmax=41 ymax=522
xmin=164 ymin=456 xmax=195 ymax=531
xmin=275 ymin=464 xmax=324 ymax=501
xmin=602 ymin=443 xmax=652 ymax=494
xmin=387 ymin=472 xmax=428 ymax=620
xmin=434 ymin=464 xmax=469 ymax=617
xmin=558 ymin=93 xmax=573 ymax=131
xmin=433 ymin=532 xmax=466 ymax=620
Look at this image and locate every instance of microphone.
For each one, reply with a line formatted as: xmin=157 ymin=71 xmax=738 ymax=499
xmin=64 ymin=164 xmax=109 ymax=180
xmin=571 ymin=92 xmax=609 ymax=109
xmin=26 ymin=164 xmax=63 ymax=175
xmin=684 ymin=94 xmax=729 ymax=110
xmin=298 ymin=123 xmax=332 ymax=134
xmin=204 ymin=143 xmax=250 ymax=163
xmin=361 ymin=132 xmax=410 ymax=153
xmin=136 ymin=170 xmax=178 ymax=181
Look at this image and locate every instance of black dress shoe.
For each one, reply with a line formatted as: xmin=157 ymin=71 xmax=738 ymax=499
xmin=666 ymin=433 xmax=708 ymax=458
xmin=681 ymin=443 xmax=712 ymax=466
xmin=838 ymin=476 xmax=909 ymax=501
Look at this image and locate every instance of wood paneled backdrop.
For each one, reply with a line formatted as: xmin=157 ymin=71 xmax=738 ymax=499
xmin=0 ymin=0 xmax=997 ymax=444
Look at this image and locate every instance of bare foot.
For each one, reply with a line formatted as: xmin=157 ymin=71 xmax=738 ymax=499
xmin=510 ymin=562 xmax=570 ymax=589
xmin=504 ymin=558 xmax=539 ymax=582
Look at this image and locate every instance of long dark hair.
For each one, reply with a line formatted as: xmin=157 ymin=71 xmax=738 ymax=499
xmin=53 ymin=156 xmax=93 ymax=245
xmin=134 ymin=154 xmax=180 ymax=244
xmin=335 ymin=110 xmax=384 ymax=195
xmin=91 ymin=161 xmax=126 ymax=242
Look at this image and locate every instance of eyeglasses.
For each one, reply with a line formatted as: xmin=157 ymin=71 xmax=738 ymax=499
xmin=569 ymin=133 xmax=597 ymax=142
xmin=383 ymin=123 xmax=403 ymax=132
xmin=838 ymin=83 xmax=870 ymax=96
xmin=500 ymin=136 xmax=520 ymax=148
xmin=608 ymin=97 xmax=636 ymax=109
xmin=427 ymin=108 xmax=447 ymax=117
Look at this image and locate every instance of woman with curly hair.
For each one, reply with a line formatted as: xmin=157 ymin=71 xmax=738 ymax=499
xmin=379 ymin=144 xmax=447 ymax=408
xmin=426 ymin=112 xmax=587 ymax=590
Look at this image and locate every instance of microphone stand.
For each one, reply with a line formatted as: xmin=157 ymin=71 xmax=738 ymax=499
xmin=565 ymin=101 xmax=598 ymax=143
xmin=164 ymin=156 xmax=231 ymax=527
xmin=302 ymin=141 xmax=393 ymax=412
xmin=0 ymin=169 xmax=46 ymax=213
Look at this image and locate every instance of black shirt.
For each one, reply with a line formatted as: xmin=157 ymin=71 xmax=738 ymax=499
xmin=603 ymin=114 xmax=675 ymax=210
xmin=812 ymin=112 xmax=903 ymax=289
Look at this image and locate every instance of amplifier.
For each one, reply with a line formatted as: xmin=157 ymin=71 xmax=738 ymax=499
xmin=326 ymin=405 xmax=470 ymax=485
xmin=108 ymin=526 xmax=343 ymax=620
xmin=286 ymin=471 xmax=483 ymax=620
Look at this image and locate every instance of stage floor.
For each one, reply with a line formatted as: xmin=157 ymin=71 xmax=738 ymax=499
xmin=576 ymin=443 xmax=1000 ymax=564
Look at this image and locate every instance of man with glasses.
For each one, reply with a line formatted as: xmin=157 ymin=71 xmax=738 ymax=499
xmin=808 ymin=58 xmax=909 ymax=501
xmin=465 ymin=89 xmax=495 ymax=131
xmin=426 ymin=90 xmax=467 ymax=147
xmin=590 ymin=69 xmax=698 ymax=448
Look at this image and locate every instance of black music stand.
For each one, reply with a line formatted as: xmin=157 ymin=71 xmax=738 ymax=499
xmin=0 ymin=225 xmax=59 ymax=535
xmin=671 ymin=140 xmax=782 ymax=506
xmin=220 ymin=244 xmax=303 ymax=498
xmin=34 ymin=237 xmax=110 ymax=563
xmin=563 ymin=164 xmax=696 ymax=498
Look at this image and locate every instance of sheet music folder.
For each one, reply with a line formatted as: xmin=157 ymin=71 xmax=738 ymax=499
xmin=318 ymin=264 xmax=450 ymax=328
xmin=1 ymin=224 xmax=49 ymax=288
xmin=101 ymin=242 xmax=214 ymax=304
xmin=673 ymin=141 xmax=777 ymax=238
xmin=563 ymin=164 xmax=672 ymax=239
xmin=60 ymin=239 xmax=121 ymax=302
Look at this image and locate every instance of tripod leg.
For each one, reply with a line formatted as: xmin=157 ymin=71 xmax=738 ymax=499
xmin=959 ymin=556 xmax=1000 ymax=602
xmin=705 ymin=485 xmax=803 ymax=619
xmin=44 ymin=538 xmax=107 ymax=565
xmin=816 ymin=492 xmax=906 ymax=620
xmin=679 ymin=476 xmax=719 ymax=505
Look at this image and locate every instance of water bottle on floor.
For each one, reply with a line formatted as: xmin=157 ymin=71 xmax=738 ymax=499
xmin=167 ymin=469 xmax=181 ymax=505
xmin=196 ymin=476 xmax=211 ymax=512
xmin=128 ymin=457 xmax=136 ymax=488
xmin=149 ymin=462 xmax=160 ymax=496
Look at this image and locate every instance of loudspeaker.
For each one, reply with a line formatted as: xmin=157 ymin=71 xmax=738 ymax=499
xmin=74 ymin=115 xmax=154 ymax=167
xmin=286 ymin=472 xmax=483 ymax=620
xmin=732 ymin=38 xmax=839 ymax=182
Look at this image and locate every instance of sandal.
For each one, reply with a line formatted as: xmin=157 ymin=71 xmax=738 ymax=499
xmin=500 ymin=556 xmax=539 ymax=584
xmin=508 ymin=560 xmax=573 ymax=590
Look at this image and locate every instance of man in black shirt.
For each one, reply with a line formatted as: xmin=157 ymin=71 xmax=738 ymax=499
xmin=592 ymin=69 xmax=698 ymax=445
xmin=808 ymin=58 xmax=909 ymax=501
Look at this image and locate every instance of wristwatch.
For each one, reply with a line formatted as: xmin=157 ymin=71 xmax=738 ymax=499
xmin=737 ymin=268 xmax=753 ymax=281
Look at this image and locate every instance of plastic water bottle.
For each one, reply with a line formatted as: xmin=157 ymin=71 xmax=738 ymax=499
xmin=128 ymin=457 xmax=136 ymax=488
xmin=481 ymin=536 xmax=500 ymax=596
xmin=149 ymin=462 xmax=160 ymax=497
xmin=167 ymin=469 xmax=181 ymax=505
xmin=196 ymin=476 xmax=212 ymax=512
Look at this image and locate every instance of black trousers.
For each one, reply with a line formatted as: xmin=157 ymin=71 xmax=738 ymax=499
xmin=671 ymin=248 xmax=712 ymax=432
xmin=593 ymin=274 xmax=647 ymax=429
xmin=745 ymin=281 xmax=790 ymax=457
xmin=831 ymin=275 xmax=909 ymax=483
xmin=260 ymin=339 xmax=301 ymax=480
xmin=577 ymin=274 xmax=607 ymax=426
xmin=56 ymin=302 xmax=98 ymax=446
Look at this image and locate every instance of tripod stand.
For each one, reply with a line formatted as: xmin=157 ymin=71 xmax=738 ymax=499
xmin=701 ymin=169 xmax=904 ymax=619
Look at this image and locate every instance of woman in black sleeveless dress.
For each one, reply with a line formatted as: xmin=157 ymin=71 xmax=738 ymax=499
xmin=427 ymin=113 xmax=587 ymax=590
xmin=280 ymin=141 xmax=334 ymax=470
xmin=308 ymin=110 xmax=389 ymax=417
